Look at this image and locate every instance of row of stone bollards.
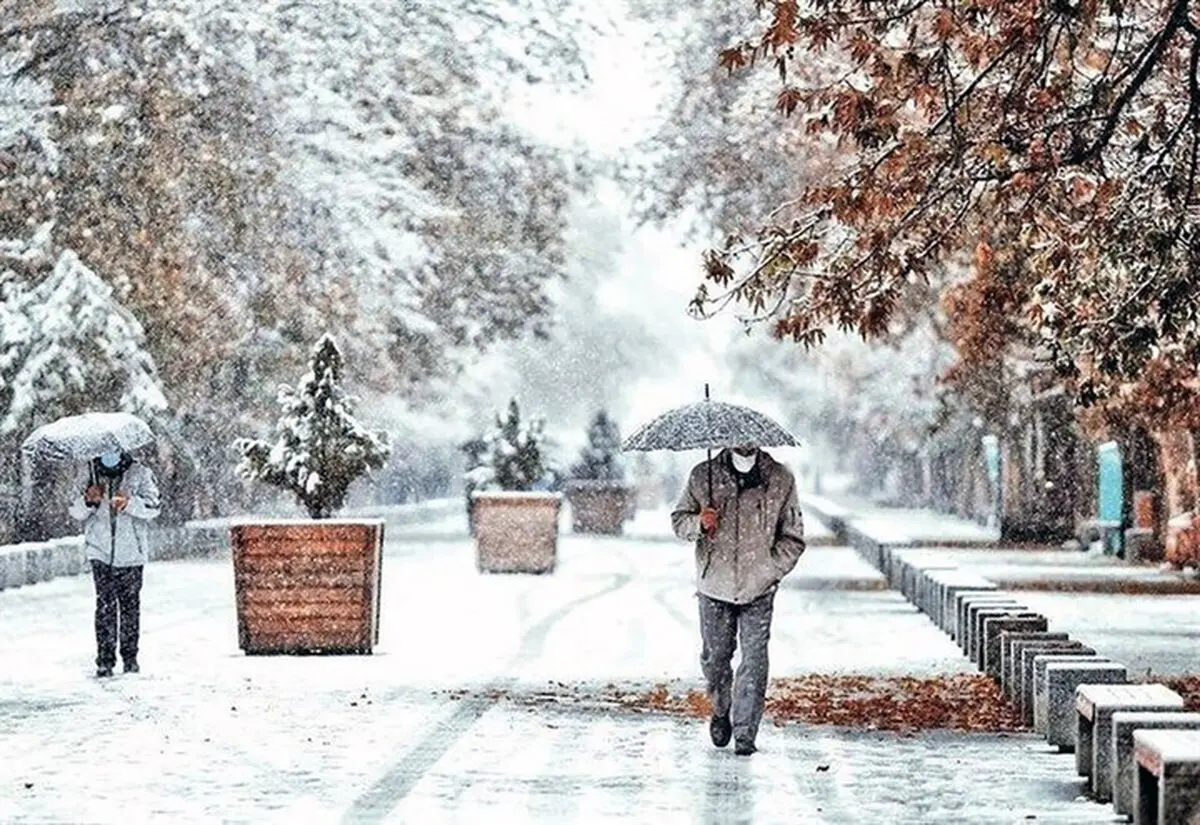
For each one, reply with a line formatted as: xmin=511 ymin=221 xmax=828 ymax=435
xmin=838 ymin=521 xmax=1200 ymax=825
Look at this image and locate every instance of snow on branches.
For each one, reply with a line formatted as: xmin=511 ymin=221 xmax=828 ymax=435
xmin=468 ymin=398 xmax=554 ymax=493
xmin=236 ymin=334 xmax=391 ymax=519
xmin=0 ymin=234 xmax=168 ymax=434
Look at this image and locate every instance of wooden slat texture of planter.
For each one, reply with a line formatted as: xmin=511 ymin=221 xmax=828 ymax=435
xmin=471 ymin=492 xmax=561 ymax=574
xmin=564 ymin=482 xmax=632 ymax=535
xmin=231 ymin=519 xmax=384 ymax=655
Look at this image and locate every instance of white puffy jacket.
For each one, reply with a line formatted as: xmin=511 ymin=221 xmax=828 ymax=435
xmin=68 ymin=462 xmax=161 ymax=567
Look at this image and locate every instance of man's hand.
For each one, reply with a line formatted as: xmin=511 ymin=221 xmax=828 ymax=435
xmin=699 ymin=507 xmax=719 ymax=535
xmin=84 ymin=485 xmax=104 ymax=506
xmin=112 ymin=492 xmax=130 ymax=513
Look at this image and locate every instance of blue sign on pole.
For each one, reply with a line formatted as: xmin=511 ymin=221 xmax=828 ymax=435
xmin=1097 ymin=441 xmax=1124 ymax=555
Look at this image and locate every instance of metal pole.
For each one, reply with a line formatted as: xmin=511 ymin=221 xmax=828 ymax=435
xmin=704 ymin=384 xmax=713 ymax=507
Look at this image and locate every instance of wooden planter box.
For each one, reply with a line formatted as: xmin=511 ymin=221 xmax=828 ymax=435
xmin=564 ymin=481 xmax=632 ymax=535
xmin=471 ymin=492 xmax=560 ymax=573
xmin=231 ymin=519 xmax=384 ymax=655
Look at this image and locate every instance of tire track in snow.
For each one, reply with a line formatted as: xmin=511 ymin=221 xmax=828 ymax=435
xmin=340 ymin=567 xmax=634 ymax=824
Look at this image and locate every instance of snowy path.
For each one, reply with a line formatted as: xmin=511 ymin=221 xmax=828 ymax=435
xmin=0 ymin=526 xmax=1119 ymax=824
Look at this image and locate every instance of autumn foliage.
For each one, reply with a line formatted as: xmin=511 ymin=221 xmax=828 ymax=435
xmin=698 ymin=0 xmax=1200 ymax=410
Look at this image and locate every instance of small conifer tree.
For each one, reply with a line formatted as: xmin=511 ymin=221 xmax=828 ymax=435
xmin=569 ymin=410 xmax=625 ymax=483
xmin=236 ymin=334 xmax=390 ymax=518
xmin=482 ymin=398 xmax=550 ymax=492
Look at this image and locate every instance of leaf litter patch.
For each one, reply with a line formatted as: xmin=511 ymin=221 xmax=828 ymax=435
xmin=437 ymin=674 xmax=1027 ymax=732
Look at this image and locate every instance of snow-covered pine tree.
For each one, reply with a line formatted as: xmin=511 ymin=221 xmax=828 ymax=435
xmin=570 ymin=410 xmax=625 ymax=482
xmin=0 ymin=241 xmax=169 ymax=436
xmin=484 ymin=398 xmax=550 ymax=492
xmin=236 ymin=334 xmax=391 ymax=519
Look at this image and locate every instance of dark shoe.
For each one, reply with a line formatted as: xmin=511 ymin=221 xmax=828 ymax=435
xmin=709 ymin=715 xmax=732 ymax=748
xmin=123 ymin=659 xmax=139 ymax=674
xmin=96 ymin=666 xmax=113 ymax=678
xmin=734 ymin=739 xmax=757 ymax=756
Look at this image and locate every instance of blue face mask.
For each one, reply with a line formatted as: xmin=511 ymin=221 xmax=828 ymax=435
xmin=99 ymin=452 xmax=122 ymax=469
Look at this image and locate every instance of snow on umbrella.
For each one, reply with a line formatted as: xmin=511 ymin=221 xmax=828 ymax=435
xmin=621 ymin=386 xmax=798 ymax=507
xmin=21 ymin=412 xmax=155 ymax=463
xmin=621 ymin=387 xmax=798 ymax=453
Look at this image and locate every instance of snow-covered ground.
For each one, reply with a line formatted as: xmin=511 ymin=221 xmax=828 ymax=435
xmin=0 ymin=523 xmax=1164 ymax=824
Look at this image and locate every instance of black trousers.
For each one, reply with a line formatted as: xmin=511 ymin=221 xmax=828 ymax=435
xmin=90 ymin=560 xmax=143 ymax=668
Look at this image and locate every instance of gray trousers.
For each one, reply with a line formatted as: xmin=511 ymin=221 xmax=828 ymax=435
xmin=698 ymin=590 xmax=775 ymax=743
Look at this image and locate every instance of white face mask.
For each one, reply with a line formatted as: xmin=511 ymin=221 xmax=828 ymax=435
xmin=731 ymin=451 xmax=758 ymax=473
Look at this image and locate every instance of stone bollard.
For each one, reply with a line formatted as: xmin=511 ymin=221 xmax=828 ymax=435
xmin=1110 ymin=711 xmax=1200 ymax=819
xmin=1008 ymin=637 xmax=1078 ymax=709
xmin=970 ymin=606 xmax=1031 ymax=666
xmin=1074 ymin=683 xmax=1183 ymax=802
xmin=1001 ymin=632 xmax=1069 ymax=700
xmin=57 ymin=538 xmax=85 ymax=576
xmin=2 ymin=548 xmax=26 ymax=590
xmin=982 ymin=616 xmax=1048 ymax=680
xmin=1031 ymin=652 xmax=1106 ymax=733
xmin=936 ymin=578 xmax=997 ymax=635
xmin=1044 ymin=662 xmax=1127 ymax=750
xmin=956 ymin=594 xmax=1021 ymax=648
xmin=39 ymin=545 xmax=55 ymax=582
xmin=24 ymin=545 xmax=44 ymax=585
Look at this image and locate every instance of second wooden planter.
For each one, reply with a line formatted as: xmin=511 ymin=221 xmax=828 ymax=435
xmin=471 ymin=492 xmax=561 ymax=573
xmin=564 ymin=481 xmax=632 ymax=535
xmin=231 ymin=519 xmax=384 ymax=655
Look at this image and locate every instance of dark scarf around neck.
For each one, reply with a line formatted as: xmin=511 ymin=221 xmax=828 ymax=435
xmin=725 ymin=450 xmax=766 ymax=491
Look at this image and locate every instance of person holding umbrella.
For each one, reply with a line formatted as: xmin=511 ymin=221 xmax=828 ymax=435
xmin=624 ymin=389 xmax=805 ymax=756
xmin=68 ymin=449 xmax=160 ymax=677
xmin=25 ymin=412 xmax=162 ymax=679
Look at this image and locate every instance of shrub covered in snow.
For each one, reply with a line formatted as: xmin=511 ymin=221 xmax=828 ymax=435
xmin=470 ymin=399 xmax=553 ymax=493
xmin=236 ymin=334 xmax=390 ymax=519
xmin=569 ymin=410 xmax=625 ymax=483
xmin=0 ymin=237 xmax=168 ymax=435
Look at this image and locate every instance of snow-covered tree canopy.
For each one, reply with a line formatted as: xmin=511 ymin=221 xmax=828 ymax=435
xmin=0 ymin=0 xmax=590 ymax=391
xmin=0 ymin=0 xmax=596 ymax=513
xmin=236 ymin=334 xmax=391 ymax=519
xmin=0 ymin=230 xmax=167 ymax=436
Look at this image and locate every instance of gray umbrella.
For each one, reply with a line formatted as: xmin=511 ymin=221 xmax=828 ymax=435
xmin=21 ymin=411 xmax=155 ymax=463
xmin=622 ymin=386 xmax=798 ymax=506
xmin=622 ymin=387 xmax=798 ymax=452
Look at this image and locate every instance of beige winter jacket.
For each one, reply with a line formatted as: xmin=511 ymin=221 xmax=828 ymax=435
xmin=671 ymin=450 xmax=806 ymax=604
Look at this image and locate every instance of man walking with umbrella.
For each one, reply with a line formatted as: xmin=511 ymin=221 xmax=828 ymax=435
xmin=624 ymin=389 xmax=806 ymax=755
xmin=68 ymin=449 xmax=160 ymax=678
xmin=671 ymin=443 xmax=806 ymax=755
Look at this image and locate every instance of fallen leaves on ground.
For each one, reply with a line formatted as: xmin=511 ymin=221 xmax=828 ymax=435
xmin=763 ymin=674 xmax=1024 ymax=732
xmin=1153 ymin=676 xmax=1200 ymax=712
xmin=492 ymin=674 xmax=1025 ymax=732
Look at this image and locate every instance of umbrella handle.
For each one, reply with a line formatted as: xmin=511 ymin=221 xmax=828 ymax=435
xmin=706 ymin=446 xmax=713 ymax=508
